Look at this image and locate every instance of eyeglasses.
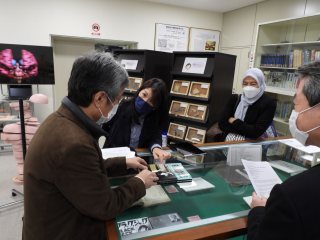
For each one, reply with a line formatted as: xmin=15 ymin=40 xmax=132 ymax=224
xmin=105 ymin=93 xmax=122 ymax=107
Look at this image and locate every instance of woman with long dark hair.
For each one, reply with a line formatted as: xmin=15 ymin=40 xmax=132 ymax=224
xmin=103 ymin=78 xmax=171 ymax=161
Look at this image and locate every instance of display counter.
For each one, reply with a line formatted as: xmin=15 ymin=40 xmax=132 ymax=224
xmin=106 ymin=138 xmax=317 ymax=239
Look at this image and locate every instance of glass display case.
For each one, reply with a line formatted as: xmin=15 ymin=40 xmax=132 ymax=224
xmin=106 ymin=139 xmax=320 ymax=239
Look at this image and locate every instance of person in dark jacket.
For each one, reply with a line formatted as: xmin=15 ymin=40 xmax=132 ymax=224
xmin=247 ymin=61 xmax=320 ymax=240
xmin=23 ymin=52 xmax=158 ymax=240
xmin=103 ymin=78 xmax=171 ymax=162
xmin=218 ymin=68 xmax=276 ymax=141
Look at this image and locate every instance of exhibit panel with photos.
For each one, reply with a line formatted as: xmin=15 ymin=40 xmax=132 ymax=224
xmin=168 ymin=51 xmax=236 ymax=143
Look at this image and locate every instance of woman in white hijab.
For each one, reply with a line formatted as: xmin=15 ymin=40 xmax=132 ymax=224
xmin=216 ymin=68 xmax=277 ymax=141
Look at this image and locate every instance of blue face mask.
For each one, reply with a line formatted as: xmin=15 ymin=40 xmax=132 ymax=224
xmin=135 ymin=96 xmax=154 ymax=115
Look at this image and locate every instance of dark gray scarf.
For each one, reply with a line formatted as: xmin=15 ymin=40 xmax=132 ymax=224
xmin=61 ymin=96 xmax=108 ymax=140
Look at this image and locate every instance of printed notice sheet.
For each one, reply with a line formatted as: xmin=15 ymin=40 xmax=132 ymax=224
xmin=120 ymin=59 xmax=138 ymax=70
xmin=227 ymin=145 xmax=262 ymax=166
xmin=242 ymin=159 xmax=282 ymax=198
xmin=182 ymin=57 xmax=207 ymax=74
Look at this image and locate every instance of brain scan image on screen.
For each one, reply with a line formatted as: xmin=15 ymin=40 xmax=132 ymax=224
xmin=0 ymin=43 xmax=54 ymax=85
xmin=0 ymin=49 xmax=38 ymax=83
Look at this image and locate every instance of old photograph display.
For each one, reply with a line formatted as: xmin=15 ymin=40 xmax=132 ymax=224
xmin=186 ymin=103 xmax=207 ymax=121
xmin=168 ymin=122 xmax=187 ymax=140
xmin=170 ymin=80 xmax=190 ymax=95
xmin=169 ymin=100 xmax=188 ymax=117
xmin=125 ymin=77 xmax=143 ymax=92
xmin=185 ymin=127 xmax=206 ymax=143
xmin=189 ymin=81 xmax=210 ymax=99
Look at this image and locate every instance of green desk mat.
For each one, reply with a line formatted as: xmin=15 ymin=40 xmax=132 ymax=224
xmin=114 ymin=167 xmax=289 ymax=237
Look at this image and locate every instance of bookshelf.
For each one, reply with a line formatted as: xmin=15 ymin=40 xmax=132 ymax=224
xmin=168 ymin=51 xmax=236 ymax=144
xmin=254 ymin=14 xmax=320 ymax=136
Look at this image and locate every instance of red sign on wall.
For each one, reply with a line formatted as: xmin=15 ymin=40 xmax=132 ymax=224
xmin=91 ymin=23 xmax=101 ymax=36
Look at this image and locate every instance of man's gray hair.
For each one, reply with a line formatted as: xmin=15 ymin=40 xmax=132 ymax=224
xmin=297 ymin=61 xmax=320 ymax=107
xmin=68 ymin=51 xmax=128 ymax=107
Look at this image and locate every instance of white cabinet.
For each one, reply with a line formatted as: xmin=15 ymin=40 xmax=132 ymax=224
xmin=254 ymin=14 xmax=320 ymax=135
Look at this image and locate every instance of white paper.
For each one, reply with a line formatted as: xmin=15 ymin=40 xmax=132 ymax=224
xmin=182 ymin=57 xmax=207 ymax=74
xmin=177 ymin=177 xmax=215 ymax=192
xmin=242 ymin=159 xmax=282 ymax=198
xmin=189 ymin=28 xmax=220 ymax=52
xmin=201 ymin=83 xmax=209 ymax=89
xmin=120 ymin=59 xmax=138 ymax=70
xmin=278 ymin=138 xmax=320 ymax=154
xmin=177 ymin=126 xmax=185 ymax=131
xmin=181 ymin=82 xmax=189 ymax=87
xmin=227 ymin=145 xmax=262 ymax=166
xmin=180 ymin=102 xmax=187 ymax=107
xmin=269 ymin=160 xmax=307 ymax=174
xmin=243 ymin=196 xmax=252 ymax=207
xmin=197 ymin=106 xmax=205 ymax=111
xmin=197 ymin=129 xmax=205 ymax=135
xmin=101 ymin=147 xmax=135 ymax=159
xmin=155 ymin=23 xmax=189 ymax=52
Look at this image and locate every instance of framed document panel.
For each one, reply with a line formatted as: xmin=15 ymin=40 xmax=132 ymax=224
xmin=168 ymin=123 xmax=187 ymax=140
xmin=189 ymin=82 xmax=210 ymax=99
xmin=125 ymin=77 xmax=143 ymax=92
xmin=185 ymin=127 xmax=206 ymax=143
xmin=186 ymin=104 xmax=207 ymax=121
xmin=170 ymin=80 xmax=190 ymax=96
xmin=169 ymin=101 xmax=188 ymax=117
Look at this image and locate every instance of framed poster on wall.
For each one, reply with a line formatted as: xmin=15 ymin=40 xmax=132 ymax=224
xmin=154 ymin=23 xmax=189 ymax=52
xmin=189 ymin=28 xmax=220 ymax=52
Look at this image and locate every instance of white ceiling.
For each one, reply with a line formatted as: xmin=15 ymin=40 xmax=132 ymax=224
xmin=137 ymin=0 xmax=266 ymax=13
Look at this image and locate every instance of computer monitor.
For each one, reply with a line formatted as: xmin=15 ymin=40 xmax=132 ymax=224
xmin=0 ymin=43 xmax=55 ymax=85
xmin=8 ymin=85 xmax=32 ymax=100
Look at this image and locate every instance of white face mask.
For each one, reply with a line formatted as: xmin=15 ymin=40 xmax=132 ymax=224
xmin=243 ymin=86 xmax=260 ymax=99
xmin=96 ymin=95 xmax=119 ymax=126
xmin=289 ymin=103 xmax=320 ymax=145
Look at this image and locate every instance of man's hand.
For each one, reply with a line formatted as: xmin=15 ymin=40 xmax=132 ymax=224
xmin=250 ymin=192 xmax=267 ymax=208
xmin=152 ymin=148 xmax=171 ymax=163
xmin=126 ymin=157 xmax=148 ymax=171
xmin=228 ymin=117 xmax=236 ymax=124
xmin=136 ymin=169 xmax=159 ymax=188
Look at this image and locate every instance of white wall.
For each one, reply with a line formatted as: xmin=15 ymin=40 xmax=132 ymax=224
xmin=221 ymin=0 xmax=320 ymax=93
xmin=0 ymin=0 xmax=223 ymax=121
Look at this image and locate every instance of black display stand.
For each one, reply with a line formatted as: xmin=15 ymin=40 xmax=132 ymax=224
xmin=168 ymin=51 xmax=236 ymax=144
xmin=19 ymin=98 xmax=27 ymax=160
xmin=112 ymin=49 xmax=173 ymax=96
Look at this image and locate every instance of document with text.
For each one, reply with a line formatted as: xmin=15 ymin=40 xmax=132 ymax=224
xmin=242 ymin=159 xmax=282 ymax=198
